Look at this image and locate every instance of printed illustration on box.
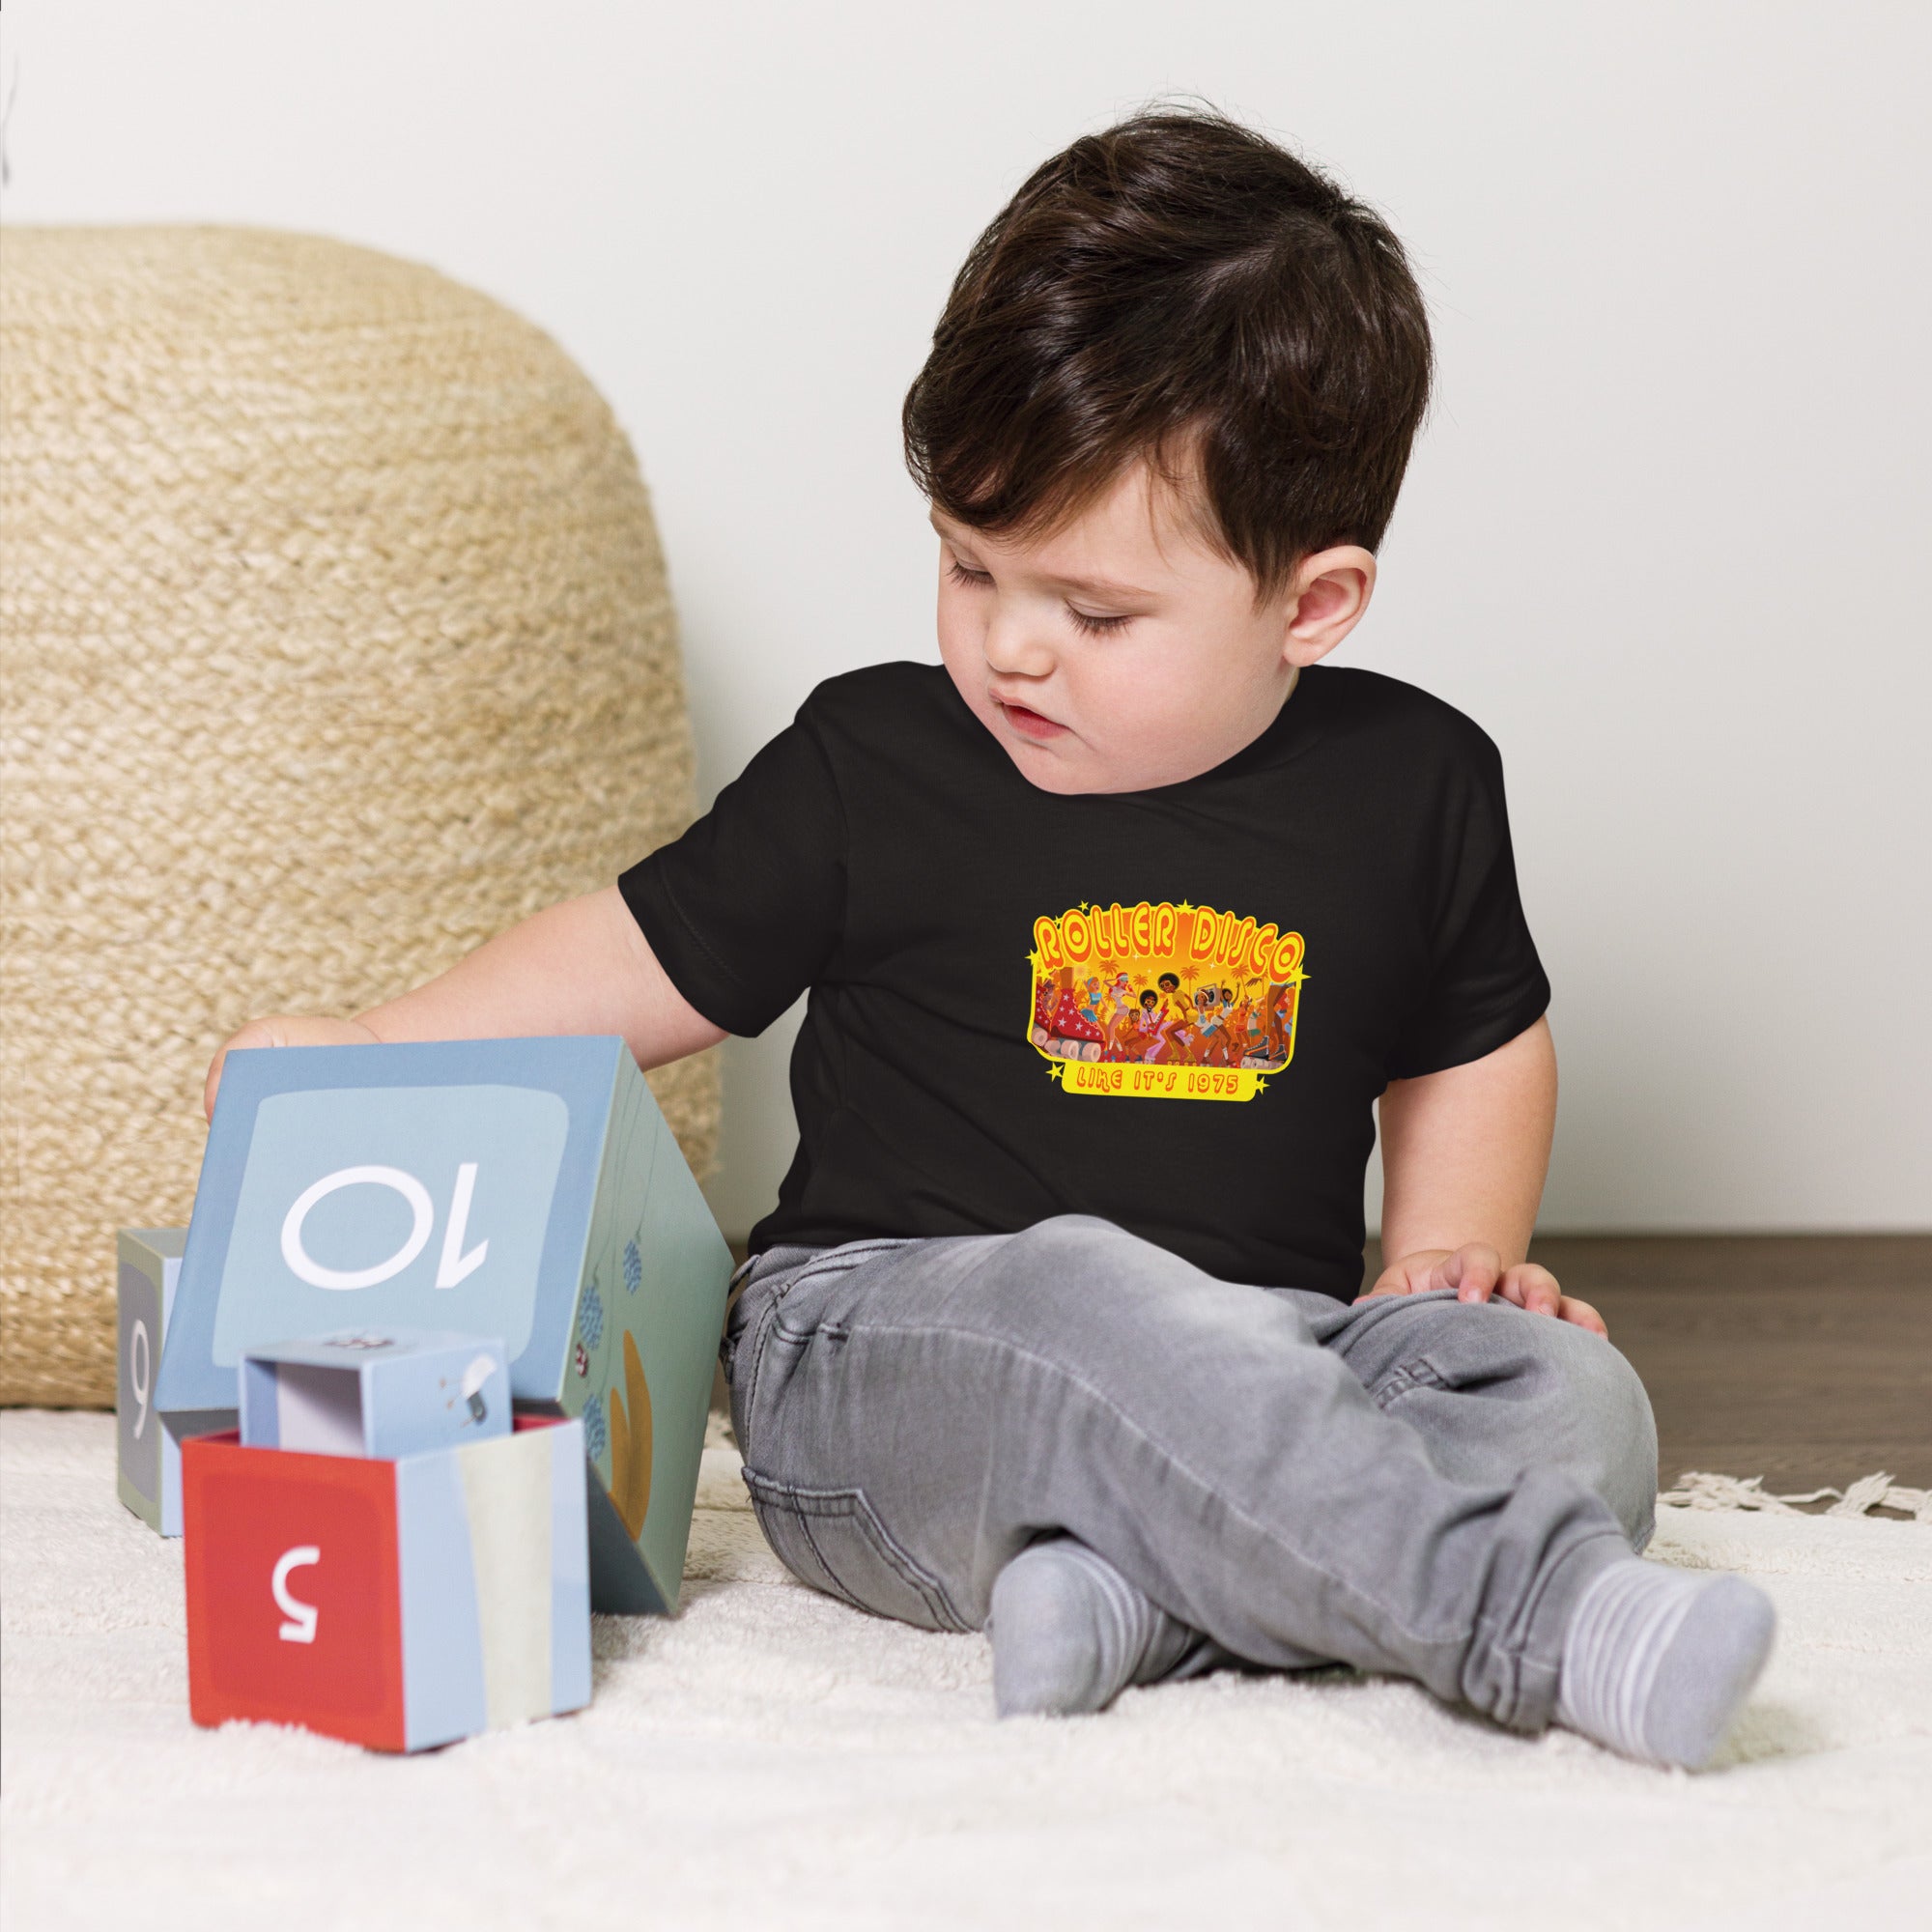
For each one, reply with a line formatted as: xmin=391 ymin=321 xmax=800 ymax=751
xmin=185 ymin=1415 xmax=590 ymax=1751
xmin=155 ymin=1037 xmax=733 ymax=1611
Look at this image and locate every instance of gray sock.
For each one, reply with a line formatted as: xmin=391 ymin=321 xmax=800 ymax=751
xmin=987 ymin=1537 xmax=1198 ymax=1719
xmin=1555 ymin=1558 xmax=1776 ymax=1770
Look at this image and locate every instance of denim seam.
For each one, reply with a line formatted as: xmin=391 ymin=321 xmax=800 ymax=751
xmin=1506 ymin=1525 xmax=1625 ymax=1670
xmin=748 ymin=1493 xmax=856 ymax=1609
xmin=739 ymin=1299 xmax=795 ymax=1452
xmin=1370 ymin=1349 xmax=1622 ymax=1719
xmin=738 ymin=1471 xmax=859 ymax=1608
xmin=736 ymin=1242 xmax=921 ymax=1455
xmin=1370 ymin=1357 xmax=1446 ymax=1410
xmin=743 ymin=1471 xmax=969 ymax=1632
xmin=768 ymin=1240 xmax=912 ymax=1299
xmin=826 ymin=1491 xmax=963 ymax=1630
xmin=788 ymin=1506 xmax=872 ymax=1617
xmin=1469 ymin=1525 xmax=1625 ymax=1728
xmin=836 ymin=1314 xmax=1486 ymax=1657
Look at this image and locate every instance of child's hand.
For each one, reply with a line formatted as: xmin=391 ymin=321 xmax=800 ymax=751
xmin=1362 ymin=1243 xmax=1607 ymax=1336
xmin=204 ymin=1015 xmax=380 ymax=1122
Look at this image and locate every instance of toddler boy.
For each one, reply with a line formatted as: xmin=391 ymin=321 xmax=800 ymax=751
xmin=211 ymin=111 xmax=1774 ymax=1767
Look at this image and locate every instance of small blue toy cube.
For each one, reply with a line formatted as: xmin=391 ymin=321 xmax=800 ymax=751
xmin=240 ymin=1330 xmax=510 ymax=1461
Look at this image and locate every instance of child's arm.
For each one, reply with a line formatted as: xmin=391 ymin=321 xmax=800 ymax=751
xmin=1364 ymin=1016 xmax=1605 ymax=1333
xmin=202 ymin=886 xmax=725 ymax=1120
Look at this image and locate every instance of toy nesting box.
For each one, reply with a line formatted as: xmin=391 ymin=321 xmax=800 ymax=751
xmin=116 ymin=1228 xmax=205 ymax=1534
xmin=154 ymin=1037 xmax=732 ymax=1611
xmin=185 ymin=1414 xmax=589 ymax=1751
xmin=239 ymin=1331 xmax=511 ymax=1459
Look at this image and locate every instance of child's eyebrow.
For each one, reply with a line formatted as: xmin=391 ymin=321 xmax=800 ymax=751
xmin=1037 ymin=568 xmax=1159 ymax=603
xmin=928 ymin=513 xmax=1157 ymax=602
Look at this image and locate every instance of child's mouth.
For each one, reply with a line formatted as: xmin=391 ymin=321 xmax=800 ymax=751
xmin=997 ymin=699 xmax=1069 ymax=742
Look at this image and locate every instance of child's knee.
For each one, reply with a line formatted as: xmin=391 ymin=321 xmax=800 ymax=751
xmin=1388 ymin=1301 xmax=1660 ymax=1547
xmin=1532 ymin=1322 xmax=1659 ymax=1547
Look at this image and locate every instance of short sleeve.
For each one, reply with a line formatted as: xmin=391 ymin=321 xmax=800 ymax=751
xmin=1384 ymin=737 xmax=1549 ymax=1081
xmin=617 ymin=707 xmax=846 ymax=1037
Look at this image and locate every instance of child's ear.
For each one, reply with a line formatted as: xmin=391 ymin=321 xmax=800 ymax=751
xmin=1278 ymin=545 xmax=1377 ymax=668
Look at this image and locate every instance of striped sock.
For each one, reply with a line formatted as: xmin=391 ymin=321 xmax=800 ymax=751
xmin=988 ymin=1538 xmax=1196 ymax=1719
xmin=1555 ymin=1558 xmax=1776 ymax=1770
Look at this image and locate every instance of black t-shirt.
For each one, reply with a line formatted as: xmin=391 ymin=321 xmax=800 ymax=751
xmin=619 ymin=662 xmax=1548 ymax=1304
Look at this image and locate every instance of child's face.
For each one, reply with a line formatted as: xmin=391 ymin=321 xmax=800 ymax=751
xmin=933 ymin=462 xmax=1375 ymax=794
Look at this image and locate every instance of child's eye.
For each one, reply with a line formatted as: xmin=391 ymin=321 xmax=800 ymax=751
xmin=947 ymin=559 xmax=992 ymax=589
xmin=1068 ymin=606 xmax=1133 ymax=637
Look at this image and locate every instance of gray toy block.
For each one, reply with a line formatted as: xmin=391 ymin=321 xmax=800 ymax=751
xmin=117 ymin=1230 xmax=223 ymax=1535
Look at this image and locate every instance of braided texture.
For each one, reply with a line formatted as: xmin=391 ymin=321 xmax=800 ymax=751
xmin=0 ymin=227 xmax=720 ymax=1406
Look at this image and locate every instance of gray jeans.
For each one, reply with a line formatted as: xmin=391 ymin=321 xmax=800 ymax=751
xmin=724 ymin=1214 xmax=1657 ymax=1731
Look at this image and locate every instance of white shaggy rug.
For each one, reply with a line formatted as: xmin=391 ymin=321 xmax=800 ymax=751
xmin=4 ymin=1412 xmax=1927 ymax=1932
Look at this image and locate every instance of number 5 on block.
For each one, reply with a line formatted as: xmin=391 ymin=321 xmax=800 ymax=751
xmin=272 ymin=1546 xmax=321 ymax=1643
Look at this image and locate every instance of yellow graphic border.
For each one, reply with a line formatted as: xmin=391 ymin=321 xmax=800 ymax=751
xmin=1025 ymin=899 xmax=1306 ymax=1103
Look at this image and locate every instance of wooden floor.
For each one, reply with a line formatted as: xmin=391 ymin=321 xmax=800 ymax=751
xmin=1369 ymin=1235 xmax=1932 ymax=1492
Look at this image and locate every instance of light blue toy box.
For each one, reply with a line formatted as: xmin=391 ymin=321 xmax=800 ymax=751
xmin=155 ymin=1037 xmax=733 ymax=1612
xmin=240 ymin=1331 xmax=511 ymax=1459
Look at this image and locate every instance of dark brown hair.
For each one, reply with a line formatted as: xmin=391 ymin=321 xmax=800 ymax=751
xmin=903 ymin=109 xmax=1433 ymax=597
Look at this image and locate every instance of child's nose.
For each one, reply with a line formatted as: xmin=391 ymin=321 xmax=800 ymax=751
xmin=981 ymin=612 xmax=1057 ymax=679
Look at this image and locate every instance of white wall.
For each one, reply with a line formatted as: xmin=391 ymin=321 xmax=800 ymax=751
xmin=7 ymin=0 xmax=1927 ymax=1236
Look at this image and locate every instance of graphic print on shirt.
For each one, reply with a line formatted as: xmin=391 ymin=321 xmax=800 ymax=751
xmin=1027 ymin=900 xmax=1306 ymax=1101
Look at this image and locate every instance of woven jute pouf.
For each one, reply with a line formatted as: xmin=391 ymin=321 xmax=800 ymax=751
xmin=0 ymin=226 xmax=721 ymax=1406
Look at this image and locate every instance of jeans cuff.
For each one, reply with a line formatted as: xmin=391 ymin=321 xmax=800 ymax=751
xmin=1511 ymin=1527 xmax=1629 ymax=1731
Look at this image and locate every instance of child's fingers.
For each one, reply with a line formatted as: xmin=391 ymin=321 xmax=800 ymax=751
xmin=1441 ymin=1243 xmax=1501 ymax=1302
xmin=1358 ymin=1268 xmax=1417 ymax=1301
xmin=1359 ymin=1250 xmax=1445 ymax=1300
xmin=203 ymin=1019 xmax=276 ymax=1121
xmin=1498 ymin=1264 xmax=1563 ymax=1318
xmin=1557 ymin=1295 xmax=1609 ymax=1337
xmin=203 ymin=1014 xmax=377 ymax=1120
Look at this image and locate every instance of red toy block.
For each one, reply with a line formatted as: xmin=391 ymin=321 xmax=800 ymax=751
xmin=183 ymin=1417 xmax=590 ymax=1752
xmin=184 ymin=1433 xmax=406 ymax=1748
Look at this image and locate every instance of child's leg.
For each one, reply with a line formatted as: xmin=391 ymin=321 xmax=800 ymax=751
xmin=1082 ymin=1287 xmax=1661 ymax=1710
xmin=726 ymin=1217 xmax=1631 ymax=1734
xmin=1039 ymin=1286 xmax=1770 ymax=1764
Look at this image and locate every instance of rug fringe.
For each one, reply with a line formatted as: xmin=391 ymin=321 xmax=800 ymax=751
xmin=1659 ymin=1470 xmax=1931 ymax=1522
